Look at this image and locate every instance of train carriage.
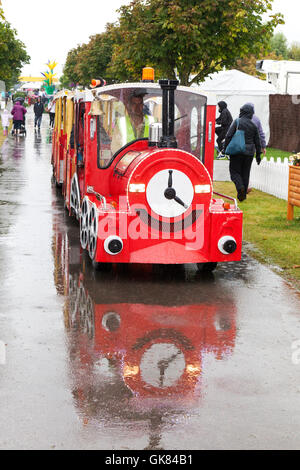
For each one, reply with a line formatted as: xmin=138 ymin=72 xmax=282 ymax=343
xmin=52 ymin=71 xmax=243 ymax=271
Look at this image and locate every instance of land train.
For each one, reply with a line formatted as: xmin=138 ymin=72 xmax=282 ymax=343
xmin=51 ymin=71 xmax=243 ymax=271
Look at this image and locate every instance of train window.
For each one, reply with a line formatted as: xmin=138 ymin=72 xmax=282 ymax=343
xmin=94 ymin=87 xmax=162 ymax=169
xmin=174 ymin=90 xmax=207 ymax=161
xmin=90 ymin=118 xmax=96 ymax=140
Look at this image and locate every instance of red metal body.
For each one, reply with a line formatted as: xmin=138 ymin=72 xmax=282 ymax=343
xmin=51 ymin=83 xmax=243 ymax=269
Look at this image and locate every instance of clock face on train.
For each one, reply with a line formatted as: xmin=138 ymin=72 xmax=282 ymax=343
xmin=146 ymin=169 xmax=194 ymax=217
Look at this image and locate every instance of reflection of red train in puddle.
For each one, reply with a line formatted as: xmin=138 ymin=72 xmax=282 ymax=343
xmin=52 ymin=207 xmax=237 ymax=430
xmin=52 ymin=71 xmax=242 ymax=271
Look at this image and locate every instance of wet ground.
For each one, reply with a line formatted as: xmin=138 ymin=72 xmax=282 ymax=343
xmin=0 ymin=108 xmax=300 ymax=450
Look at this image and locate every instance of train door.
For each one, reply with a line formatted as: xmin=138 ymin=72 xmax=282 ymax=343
xmin=75 ymin=100 xmax=86 ymax=198
xmin=65 ymin=96 xmax=75 ymax=208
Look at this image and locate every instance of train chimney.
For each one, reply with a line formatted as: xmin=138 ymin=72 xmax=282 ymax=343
xmin=158 ymin=79 xmax=179 ymax=149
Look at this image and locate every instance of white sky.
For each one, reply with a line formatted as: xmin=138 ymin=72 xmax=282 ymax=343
xmin=1 ymin=0 xmax=299 ymax=79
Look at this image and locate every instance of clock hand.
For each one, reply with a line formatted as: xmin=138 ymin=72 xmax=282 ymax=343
xmin=168 ymin=170 xmax=173 ymax=188
xmin=174 ymin=195 xmax=188 ymax=209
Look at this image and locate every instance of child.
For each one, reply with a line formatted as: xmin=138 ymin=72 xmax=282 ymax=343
xmin=1 ymin=108 xmax=10 ymax=136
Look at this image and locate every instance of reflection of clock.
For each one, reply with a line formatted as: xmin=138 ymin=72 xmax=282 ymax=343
xmin=146 ymin=169 xmax=194 ymax=217
xmin=140 ymin=343 xmax=185 ymax=388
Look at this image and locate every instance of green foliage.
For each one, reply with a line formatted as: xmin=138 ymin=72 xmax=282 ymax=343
xmin=61 ymin=30 xmax=116 ymax=87
xmin=269 ymin=32 xmax=289 ymax=59
xmin=60 ymin=46 xmax=83 ymax=88
xmin=0 ymin=17 xmax=30 ymax=89
xmin=288 ymin=42 xmax=300 ymax=61
xmin=108 ymin=0 xmax=283 ymax=86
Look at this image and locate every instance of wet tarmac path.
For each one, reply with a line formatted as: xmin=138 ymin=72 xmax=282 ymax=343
xmin=1 ymin=108 xmax=300 ymax=450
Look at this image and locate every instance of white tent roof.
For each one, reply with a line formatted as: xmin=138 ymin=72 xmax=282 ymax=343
xmin=19 ymin=82 xmax=43 ymax=90
xmin=196 ymin=69 xmax=276 ymax=95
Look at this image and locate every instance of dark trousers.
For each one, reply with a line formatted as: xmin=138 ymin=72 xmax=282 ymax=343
xmin=49 ymin=112 xmax=55 ymax=127
xmin=215 ymin=127 xmax=227 ymax=152
xmin=34 ymin=115 xmax=42 ymax=128
xmin=229 ymin=154 xmax=253 ymax=192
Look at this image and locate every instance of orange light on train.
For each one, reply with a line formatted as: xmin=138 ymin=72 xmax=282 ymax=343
xmin=142 ymin=67 xmax=155 ymax=82
xmin=91 ymin=78 xmax=106 ymax=88
xmin=123 ymin=364 xmax=139 ymax=377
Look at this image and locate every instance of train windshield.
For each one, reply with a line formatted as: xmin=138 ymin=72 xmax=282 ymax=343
xmin=94 ymin=86 xmax=207 ymax=168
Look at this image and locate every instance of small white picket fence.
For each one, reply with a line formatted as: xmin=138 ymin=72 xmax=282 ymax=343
xmin=213 ymin=158 xmax=290 ymax=200
xmin=249 ymin=157 xmax=289 ymax=200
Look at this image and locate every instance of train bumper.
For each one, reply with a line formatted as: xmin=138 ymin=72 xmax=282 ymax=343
xmin=92 ymin=203 xmax=243 ymax=265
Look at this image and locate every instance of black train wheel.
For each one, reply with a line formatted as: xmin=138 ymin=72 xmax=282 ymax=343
xmin=197 ymin=262 xmax=218 ymax=272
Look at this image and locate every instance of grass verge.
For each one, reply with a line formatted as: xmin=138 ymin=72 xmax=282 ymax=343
xmin=214 ymin=181 xmax=300 ymax=287
xmin=265 ymin=147 xmax=291 ymax=161
xmin=214 ymin=147 xmax=291 ymax=161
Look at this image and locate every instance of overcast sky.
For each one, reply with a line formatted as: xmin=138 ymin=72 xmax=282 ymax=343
xmin=1 ymin=0 xmax=299 ymax=78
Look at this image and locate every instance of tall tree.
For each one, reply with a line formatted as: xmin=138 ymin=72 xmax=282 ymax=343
xmin=61 ymin=29 xmax=116 ymax=87
xmin=60 ymin=46 xmax=84 ymax=88
xmin=108 ymin=0 xmax=283 ymax=86
xmin=235 ymin=51 xmax=283 ymax=78
xmin=269 ymin=32 xmax=288 ymax=59
xmin=288 ymin=42 xmax=300 ymax=61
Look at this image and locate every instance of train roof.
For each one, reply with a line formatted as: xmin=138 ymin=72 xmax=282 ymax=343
xmin=54 ymin=82 xmax=217 ymax=105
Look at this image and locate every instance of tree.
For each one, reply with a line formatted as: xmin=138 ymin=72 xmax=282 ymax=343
xmin=269 ymin=32 xmax=288 ymax=59
xmin=108 ymin=0 xmax=283 ymax=86
xmin=235 ymin=51 xmax=283 ymax=78
xmin=288 ymin=42 xmax=300 ymax=61
xmin=74 ymin=31 xmax=115 ymax=86
xmin=61 ymin=29 xmax=116 ymax=87
xmin=0 ymin=17 xmax=30 ymax=89
xmin=60 ymin=45 xmax=84 ymax=88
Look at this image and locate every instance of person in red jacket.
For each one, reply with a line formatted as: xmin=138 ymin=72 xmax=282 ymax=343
xmin=11 ymin=101 xmax=27 ymax=136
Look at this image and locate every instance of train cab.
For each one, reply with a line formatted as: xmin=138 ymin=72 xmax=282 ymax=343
xmin=52 ymin=75 xmax=243 ymax=270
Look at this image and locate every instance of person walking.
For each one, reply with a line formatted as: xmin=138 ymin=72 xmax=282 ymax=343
xmin=245 ymin=102 xmax=266 ymax=156
xmin=34 ymin=96 xmax=44 ymax=131
xmin=47 ymin=99 xmax=56 ymax=128
xmin=11 ymin=101 xmax=27 ymax=136
xmin=215 ymin=101 xmax=233 ymax=158
xmin=224 ymin=104 xmax=261 ymax=202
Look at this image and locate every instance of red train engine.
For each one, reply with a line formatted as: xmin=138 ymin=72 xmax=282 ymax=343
xmin=52 ymin=73 xmax=242 ymax=270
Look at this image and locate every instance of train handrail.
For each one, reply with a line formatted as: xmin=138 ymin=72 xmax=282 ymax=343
xmin=86 ymin=185 xmax=107 ymax=210
xmin=213 ymin=191 xmax=238 ymax=210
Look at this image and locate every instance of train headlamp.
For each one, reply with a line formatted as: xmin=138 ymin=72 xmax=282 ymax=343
xmin=218 ymin=236 xmax=237 ymax=255
xmin=194 ymin=184 xmax=211 ymax=194
xmin=129 ymin=183 xmax=145 ymax=193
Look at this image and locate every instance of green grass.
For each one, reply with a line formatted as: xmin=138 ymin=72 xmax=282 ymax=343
xmin=214 ymin=181 xmax=300 ymax=286
xmin=214 ymin=147 xmax=291 ymax=161
xmin=265 ymin=147 xmax=291 ymax=162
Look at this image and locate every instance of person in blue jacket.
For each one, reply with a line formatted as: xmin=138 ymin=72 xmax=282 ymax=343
xmin=224 ymin=104 xmax=262 ymax=202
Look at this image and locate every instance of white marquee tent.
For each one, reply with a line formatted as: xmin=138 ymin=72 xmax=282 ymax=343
xmin=195 ymin=69 xmax=276 ymax=144
xmin=19 ymin=81 xmax=43 ymax=90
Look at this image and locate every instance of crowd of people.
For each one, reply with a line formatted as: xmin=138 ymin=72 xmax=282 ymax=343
xmin=1 ymin=89 xmax=56 ymax=137
xmin=215 ymin=100 xmax=265 ymax=202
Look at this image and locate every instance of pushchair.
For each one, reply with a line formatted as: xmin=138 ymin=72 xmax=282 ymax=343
xmin=11 ymin=116 xmax=26 ymax=136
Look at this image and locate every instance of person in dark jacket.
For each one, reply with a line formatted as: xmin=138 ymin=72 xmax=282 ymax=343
xmin=11 ymin=101 xmax=27 ymax=136
xmin=224 ymin=104 xmax=261 ymax=202
xmin=215 ymin=101 xmax=233 ymax=157
xmin=33 ymin=96 xmax=44 ymax=131
xmin=245 ymin=102 xmax=266 ymax=156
